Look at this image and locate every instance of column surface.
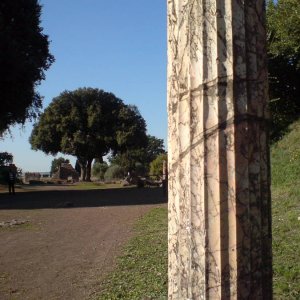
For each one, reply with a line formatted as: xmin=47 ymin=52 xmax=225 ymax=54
xmin=167 ymin=0 xmax=272 ymax=299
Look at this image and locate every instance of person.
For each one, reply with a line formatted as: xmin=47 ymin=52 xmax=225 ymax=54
xmin=7 ymin=164 xmax=16 ymax=195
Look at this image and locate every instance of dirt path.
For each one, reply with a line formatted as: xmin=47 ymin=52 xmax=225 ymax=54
xmin=0 ymin=188 xmax=166 ymax=300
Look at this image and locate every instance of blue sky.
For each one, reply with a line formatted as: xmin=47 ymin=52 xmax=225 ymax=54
xmin=1 ymin=0 xmax=167 ymax=172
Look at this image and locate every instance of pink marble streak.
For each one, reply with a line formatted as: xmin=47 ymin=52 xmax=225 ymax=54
xmin=167 ymin=0 xmax=272 ymax=299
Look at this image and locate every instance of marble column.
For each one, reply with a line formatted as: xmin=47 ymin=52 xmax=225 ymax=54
xmin=167 ymin=0 xmax=272 ymax=299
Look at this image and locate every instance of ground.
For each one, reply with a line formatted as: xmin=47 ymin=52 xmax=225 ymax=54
xmin=0 ymin=185 xmax=166 ymax=300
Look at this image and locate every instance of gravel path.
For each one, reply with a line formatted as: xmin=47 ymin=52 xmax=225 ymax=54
xmin=0 ymin=187 xmax=166 ymax=300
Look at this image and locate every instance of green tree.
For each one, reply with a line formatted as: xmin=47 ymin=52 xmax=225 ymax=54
xmin=104 ymin=165 xmax=125 ymax=181
xmin=144 ymin=135 xmax=166 ymax=164
xmin=0 ymin=0 xmax=54 ymax=135
xmin=50 ymin=157 xmax=69 ymax=175
xmin=30 ymin=88 xmax=147 ymax=181
xmin=109 ymin=135 xmax=165 ymax=174
xmin=149 ymin=153 xmax=168 ymax=177
xmin=0 ymin=152 xmax=13 ymax=166
xmin=92 ymin=161 xmax=108 ymax=180
xmin=267 ymin=0 xmax=300 ymax=140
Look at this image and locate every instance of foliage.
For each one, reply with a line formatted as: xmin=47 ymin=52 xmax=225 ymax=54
xmin=104 ymin=165 xmax=125 ymax=181
xmin=267 ymin=0 xmax=300 ymax=62
xmin=267 ymin=0 xmax=300 ymax=140
xmin=109 ymin=149 xmax=147 ymax=174
xmin=0 ymin=152 xmax=13 ymax=166
xmin=30 ymin=88 xmax=147 ymax=181
xmin=144 ymin=135 xmax=166 ymax=164
xmin=92 ymin=161 xmax=108 ymax=180
xmin=114 ymin=105 xmax=148 ymax=153
xmin=98 ymin=207 xmax=168 ymax=300
xmin=109 ymin=135 xmax=166 ymax=174
xmin=149 ymin=153 xmax=167 ymax=177
xmin=50 ymin=157 xmax=69 ymax=175
xmin=0 ymin=0 xmax=54 ymax=135
xmin=134 ymin=162 xmax=147 ymax=177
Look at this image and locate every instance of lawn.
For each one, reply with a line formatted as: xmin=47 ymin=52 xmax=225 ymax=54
xmin=97 ymin=120 xmax=300 ymax=299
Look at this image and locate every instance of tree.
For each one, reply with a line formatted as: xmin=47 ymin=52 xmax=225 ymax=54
xmin=267 ymin=0 xmax=300 ymax=140
xmin=0 ymin=0 xmax=54 ymax=135
xmin=109 ymin=134 xmax=165 ymax=174
xmin=144 ymin=135 xmax=166 ymax=164
xmin=30 ymin=88 xmax=147 ymax=181
xmin=92 ymin=161 xmax=108 ymax=180
xmin=0 ymin=152 xmax=13 ymax=166
xmin=50 ymin=157 xmax=69 ymax=175
xmin=104 ymin=165 xmax=125 ymax=181
xmin=149 ymin=153 xmax=168 ymax=177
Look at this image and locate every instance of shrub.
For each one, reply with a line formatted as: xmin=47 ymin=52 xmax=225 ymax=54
xmin=134 ymin=162 xmax=147 ymax=177
xmin=149 ymin=154 xmax=168 ymax=177
xmin=104 ymin=165 xmax=125 ymax=181
xmin=92 ymin=162 xmax=108 ymax=180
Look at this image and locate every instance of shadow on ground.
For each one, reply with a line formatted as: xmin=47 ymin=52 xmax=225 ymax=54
xmin=0 ymin=187 xmax=167 ymax=210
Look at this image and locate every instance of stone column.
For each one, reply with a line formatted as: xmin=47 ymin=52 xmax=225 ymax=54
xmin=167 ymin=0 xmax=272 ymax=299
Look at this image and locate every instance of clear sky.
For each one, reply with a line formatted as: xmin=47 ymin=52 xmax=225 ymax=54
xmin=1 ymin=0 xmax=167 ymax=172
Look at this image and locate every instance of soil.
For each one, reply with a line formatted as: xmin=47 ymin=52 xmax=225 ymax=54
xmin=0 ymin=186 xmax=166 ymax=300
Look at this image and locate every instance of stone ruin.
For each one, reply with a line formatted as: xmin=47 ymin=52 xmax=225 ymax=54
xmin=52 ymin=163 xmax=79 ymax=182
xmin=24 ymin=172 xmax=41 ymax=183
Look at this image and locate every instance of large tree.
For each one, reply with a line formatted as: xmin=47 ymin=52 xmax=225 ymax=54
xmin=30 ymin=88 xmax=147 ymax=181
xmin=267 ymin=0 xmax=300 ymax=140
xmin=0 ymin=0 xmax=54 ymax=135
xmin=109 ymin=134 xmax=165 ymax=174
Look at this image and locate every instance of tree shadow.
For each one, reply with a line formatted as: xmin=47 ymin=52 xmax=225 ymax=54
xmin=0 ymin=187 xmax=167 ymax=210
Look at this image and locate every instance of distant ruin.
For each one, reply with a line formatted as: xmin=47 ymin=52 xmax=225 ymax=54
xmin=52 ymin=163 xmax=79 ymax=182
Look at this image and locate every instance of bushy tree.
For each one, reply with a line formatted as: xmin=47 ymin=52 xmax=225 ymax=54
xmin=50 ymin=157 xmax=69 ymax=175
xmin=104 ymin=165 xmax=125 ymax=181
xmin=0 ymin=152 xmax=13 ymax=166
xmin=0 ymin=0 xmax=54 ymax=135
xmin=30 ymin=88 xmax=147 ymax=181
xmin=109 ymin=134 xmax=165 ymax=174
xmin=149 ymin=153 xmax=168 ymax=177
xmin=92 ymin=161 xmax=108 ymax=180
xmin=267 ymin=0 xmax=300 ymax=140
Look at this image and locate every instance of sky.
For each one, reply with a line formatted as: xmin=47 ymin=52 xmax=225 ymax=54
xmin=1 ymin=0 xmax=168 ymax=172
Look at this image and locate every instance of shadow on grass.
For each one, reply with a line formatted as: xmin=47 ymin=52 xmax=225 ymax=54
xmin=0 ymin=187 xmax=167 ymax=210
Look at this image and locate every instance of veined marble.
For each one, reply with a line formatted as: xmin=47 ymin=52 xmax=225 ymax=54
xmin=167 ymin=0 xmax=272 ymax=299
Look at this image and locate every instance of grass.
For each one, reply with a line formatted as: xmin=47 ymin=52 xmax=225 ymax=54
xmin=72 ymin=182 xmax=125 ymax=190
xmin=97 ymin=120 xmax=300 ymax=299
xmin=271 ymin=120 xmax=300 ymax=299
xmin=97 ymin=207 xmax=168 ymax=300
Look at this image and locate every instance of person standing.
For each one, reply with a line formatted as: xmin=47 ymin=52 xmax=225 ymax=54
xmin=7 ymin=164 xmax=16 ymax=195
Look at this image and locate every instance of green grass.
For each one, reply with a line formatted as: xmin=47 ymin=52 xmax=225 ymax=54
xmin=271 ymin=120 xmax=300 ymax=299
xmin=98 ymin=207 xmax=168 ymax=300
xmin=72 ymin=182 xmax=125 ymax=190
xmin=97 ymin=120 xmax=300 ymax=299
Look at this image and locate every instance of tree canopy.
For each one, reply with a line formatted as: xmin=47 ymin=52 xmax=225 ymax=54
xmin=0 ymin=152 xmax=13 ymax=166
xmin=267 ymin=0 xmax=300 ymax=140
xmin=149 ymin=153 xmax=168 ymax=177
xmin=30 ymin=88 xmax=147 ymax=181
xmin=0 ymin=0 xmax=54 ymax=135
xmin=109 ymin=135 xmax=165 ymax=173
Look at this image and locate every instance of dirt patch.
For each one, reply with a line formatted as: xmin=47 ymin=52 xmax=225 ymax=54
xmin=0 ymin=187 xmax=166 ymax=299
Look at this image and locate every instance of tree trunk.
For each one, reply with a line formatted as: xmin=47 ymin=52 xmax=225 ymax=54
xmin=77 ymin=158 xmax=87 ymax=181
xmin=86 ymin=158 xmax=93 ymax=182
xmin=81 ymin=166 xmax=87 ymax=181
